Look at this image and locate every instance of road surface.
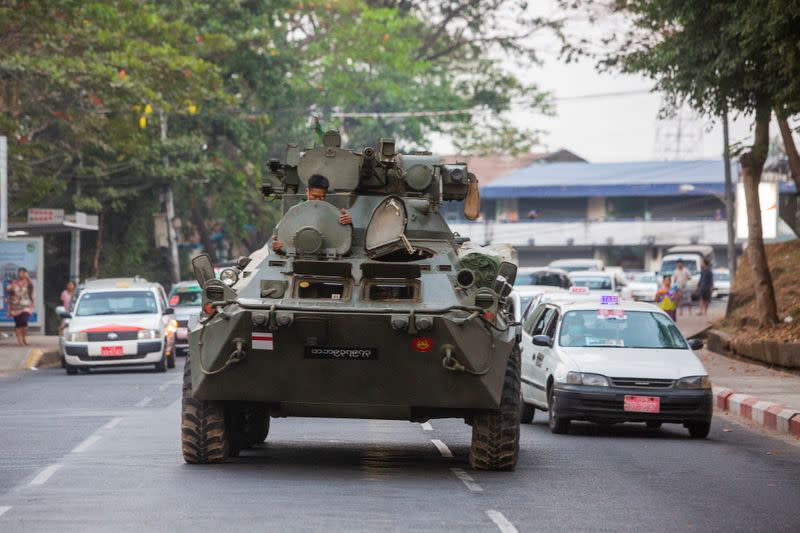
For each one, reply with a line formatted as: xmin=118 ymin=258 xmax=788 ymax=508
xmin=1 ymin=361 xmax=798 ymax=532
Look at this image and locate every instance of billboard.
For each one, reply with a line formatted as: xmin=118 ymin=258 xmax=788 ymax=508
xmin=0 ymin=237 xmax=45 ymax=328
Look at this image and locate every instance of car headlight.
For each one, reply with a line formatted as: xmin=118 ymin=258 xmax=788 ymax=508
xmin=676 ymin=375 xmax=711 ymax=389
xmin=219 ymin=268 xmax=239 ymax=287
xmin=66 ymin=331 xmax=87 ymax=342
xmin=563 ymin=371 xmax=609 ymax=386
xmin=137 ymin=329 xmax=160 ymax=340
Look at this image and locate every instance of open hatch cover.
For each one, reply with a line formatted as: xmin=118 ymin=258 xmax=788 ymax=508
xmin=365 ymin=196 xmax=414 ymax=259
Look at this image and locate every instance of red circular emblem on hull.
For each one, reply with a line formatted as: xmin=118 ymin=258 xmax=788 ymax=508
xmin=412 ymin=337 xmax=434 ymax=352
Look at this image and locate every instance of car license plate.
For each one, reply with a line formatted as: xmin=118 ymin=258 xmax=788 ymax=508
xmin=304 ymin=347 xmax=378 ymax=360
xmin=624 ymin=395 xmax=660 ymax=413
xmin=100 ymin=346 xmax=124 ymax=356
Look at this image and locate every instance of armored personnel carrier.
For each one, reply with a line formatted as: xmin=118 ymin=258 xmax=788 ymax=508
xmin=182 ymin=131 xmax=522 ymax=470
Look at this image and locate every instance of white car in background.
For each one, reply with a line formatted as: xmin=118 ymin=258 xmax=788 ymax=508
xmin=549 ymin=258 xmax=605 ymax=272
xmin=568 ymin=270 xmax=630 ymax=299
xmin=510 ymin=285 xmax=567 ymax=323
xmin=518 ymin=293 xmax=712 ymax=438
xmin=58 ymin=278 xmax=177 ymax=374
xmin=626 ymin=272 xmax=659 ymax=302
xmin=712 ymin=269 xmax=731 ymax=298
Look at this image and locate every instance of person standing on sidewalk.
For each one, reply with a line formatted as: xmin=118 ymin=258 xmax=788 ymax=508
xmin=60 ymin=280 xmax=76 ymax=310
xmin=697 ymin=260 xmax=714 ymax=316
xmin=6 ymin=267 xmax=34 ymax=346
xmin=673 ymin=260 xmax=691 ymax=318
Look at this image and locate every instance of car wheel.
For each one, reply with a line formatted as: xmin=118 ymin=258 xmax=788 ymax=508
xmin=65 ymin=364 xmax=78 ymax=376
xmin=167 ymin=352 xmax=176 ymax=369
xmin=520 ymin=401 xmax=536 ymax=424
xmin=154 ymin=353 xmax=167 ymax=373
xmin=547 ymin=386 xmax=571 ymax=434
xmin=687 ymin=421 xmax=711 ymax=439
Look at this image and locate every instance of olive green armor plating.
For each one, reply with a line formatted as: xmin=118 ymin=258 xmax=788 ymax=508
xmin=183 ymin=131 xmax=521 ymax=470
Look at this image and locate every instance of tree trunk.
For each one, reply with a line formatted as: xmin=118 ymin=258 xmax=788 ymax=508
xmin=739 ymin=104 xmax=779 ymax=326
xmin=93 ymin=211 xmax=104 ymax=277
xmin=775 ymin=112 xmax=800 ymax=192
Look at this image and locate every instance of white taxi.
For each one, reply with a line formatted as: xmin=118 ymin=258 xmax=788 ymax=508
xmin=519 ymin=289 xmax=712 ymax=438
xmin=58 ymin=278 xmax=177 ymax=374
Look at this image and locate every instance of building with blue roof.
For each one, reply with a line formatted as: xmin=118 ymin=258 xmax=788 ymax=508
xmin=448 ymin=158 xmax=796 ymax=269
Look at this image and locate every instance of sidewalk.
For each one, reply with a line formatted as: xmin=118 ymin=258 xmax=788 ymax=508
xmin=0 ymin=334 xmax=61 ymax=374
xmin=676 ymin=301 xmax=800 ymax=439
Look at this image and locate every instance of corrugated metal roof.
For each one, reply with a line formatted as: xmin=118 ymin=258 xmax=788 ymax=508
xmin=480 ymin=159 xmax=785 ymax=199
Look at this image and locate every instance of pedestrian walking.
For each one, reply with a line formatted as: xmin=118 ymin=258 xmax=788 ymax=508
xmin=6 ymin=267 xmax=34 ymax=346
xmin=60 ymin=280 xmax=76 ymax=310
xmin=696 ymin=260 xmax=714 ymax=316
xmin=673 ymin=260 xmax=691 ymax=317
xmin=655 ymin=274 xmax=678 ymax=322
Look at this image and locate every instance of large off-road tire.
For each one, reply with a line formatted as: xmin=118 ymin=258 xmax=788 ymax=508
xmin=469 ymin=347 xmax=521 ymax=471
xmin=181 ymin=354 xmax=229 ymax=463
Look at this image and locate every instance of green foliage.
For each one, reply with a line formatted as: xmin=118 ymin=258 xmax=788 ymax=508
xmin=2 ymin=0 xmax=557 ymax=281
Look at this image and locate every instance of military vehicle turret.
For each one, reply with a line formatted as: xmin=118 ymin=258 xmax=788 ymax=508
xmin=182 ymin=131 xmax=522 ymax=470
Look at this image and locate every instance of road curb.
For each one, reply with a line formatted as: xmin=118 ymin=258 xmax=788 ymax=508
xmin=22 ymin=349 xmax=60 ymax=370
xmin=713 ymin=386 xmax=800 ymax=438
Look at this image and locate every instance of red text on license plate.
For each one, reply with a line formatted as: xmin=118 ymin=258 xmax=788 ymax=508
xmin=624 ymin=395 xmax=660 ymax=413
xmin=101 ymin=346 xmax=124 ymax=356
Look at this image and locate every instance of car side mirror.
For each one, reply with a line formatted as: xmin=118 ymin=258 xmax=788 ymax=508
xmin=497 ymin=261 xmax=518 ymax=286
xmin=688 ymin=338 xmax=704 ymax=350
xmin=192 ymin=253 xmax=216 ymax=287
xmin=532 ymin=334 xmax=552 ymax=347
xmin=163 ymin=307 xmax=175 ymax=315
xmin=56 ymin=306 xmax=71 ymax=319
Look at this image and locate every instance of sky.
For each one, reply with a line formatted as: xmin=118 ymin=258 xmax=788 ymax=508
xmin=434 ymin=1 xmax=790 ymax=164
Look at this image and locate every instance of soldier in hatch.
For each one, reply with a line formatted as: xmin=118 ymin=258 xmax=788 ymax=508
xmin=272 ymin=174 xmax=352 ymax=252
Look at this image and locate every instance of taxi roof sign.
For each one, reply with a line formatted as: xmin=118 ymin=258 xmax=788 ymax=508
xmin=569 ymin=286 xmax=589 ymax=294
xmin=600 ymin=294 xmax=619 ymax=305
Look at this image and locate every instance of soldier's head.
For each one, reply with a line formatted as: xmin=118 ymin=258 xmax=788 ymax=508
xmin=307 ymin=174 xmax=330 ymax=201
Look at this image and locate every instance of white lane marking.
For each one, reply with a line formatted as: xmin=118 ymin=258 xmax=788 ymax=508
xmin=103 ymin=417 xmax=123 ymax=430
xmin=135 ymin=397 xmax=152 ymax=408
xmin=450 ymin=467 xmax=483 ymax=492
xmin=421 ymin=422 xmax=433 ymax=431
xmin=30 ymin=464 xmax=62 ymax=486
xmin=0 ymin=506 xmax=11 ymax=518
xmin=431 ymin=439 xmax=453 ymax=458
xmin=486 ymin=510 xmax=518 ymax=533
xmin=71 ymin=435 xmax=101 ymax=454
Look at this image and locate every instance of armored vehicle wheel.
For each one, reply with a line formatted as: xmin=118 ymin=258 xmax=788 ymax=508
xmin=226 ymin=404 xmax=270 ymax=456
xmin=469 ymin=347 xmax=521 ymax=471
xmin=181 ymin=354 xmax=229 ymax=463
xmin=520 ymin=402 xmax=536 ymax=424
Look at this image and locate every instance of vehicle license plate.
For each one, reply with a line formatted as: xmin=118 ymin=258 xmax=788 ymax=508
xmin=100 ymin=345 xmax=124 ymax=356
xmin=176 ymin=327 xmax=188 ymax=340
xmin=304 ymin=347 xmax=378 ymax=360
xmin=624 ymin=395 xmax=660 ymax=413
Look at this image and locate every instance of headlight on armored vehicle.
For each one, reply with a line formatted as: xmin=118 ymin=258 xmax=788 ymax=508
xmin=137 ymin=329 xmax=160 ymax=340
xmin=66 ymin=331 xmax=87 ymax=342
xmin=675 ymin=375 xmax=711 ymax=389
xmin=562 ymin=371 xmax=609 ymax=386
xmin=219 ymin=268 xmax=239 ymax=287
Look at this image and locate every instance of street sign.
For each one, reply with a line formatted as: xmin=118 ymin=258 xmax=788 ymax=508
xmin=27 ymin=208 xmax=65 ymax=224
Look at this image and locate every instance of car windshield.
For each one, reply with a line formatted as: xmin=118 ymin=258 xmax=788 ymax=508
xmin=169 ymin=289 xmax=202 ymax=306
xmin=570 ymin=275 xmax=612 ymax=290
xmin=76 ymin=291 xmax=158 ymax=316
xmin=559 ymin=310 xmax=688 ymax=349
xmin=661 ymin=259 xmax=698 ymax=275
xmin=634 ymin=273 xmax=657 ymax=284
xmin=715 ymin=272 xmax=730 ymax=281
xmin=519 ymin=272 xmax=565 ymax=287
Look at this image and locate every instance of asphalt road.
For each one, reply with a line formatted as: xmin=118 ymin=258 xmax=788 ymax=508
xmin=1 ymin=361 xmax=799 ymax=533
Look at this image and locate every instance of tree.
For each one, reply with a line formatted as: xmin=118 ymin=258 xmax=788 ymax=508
xmin=576 ymin=0 xmax=800 ymax=326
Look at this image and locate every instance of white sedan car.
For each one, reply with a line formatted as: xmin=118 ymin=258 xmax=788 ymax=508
xmin=519 ymin=294 xmax=712 ymax=438
xmin=568 ymin=270 xmax=631 ymax=300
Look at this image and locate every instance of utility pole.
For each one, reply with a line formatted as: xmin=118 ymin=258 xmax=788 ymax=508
xmin=160 ymin=110 xmax=181 ymax=285
xmin=70 ymin=180 xmax=82 ymax=282
xmin=722 ymin=110 xmax=736 ymax=277
xmin=0 ymin=136 xmax=7 ymax=239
